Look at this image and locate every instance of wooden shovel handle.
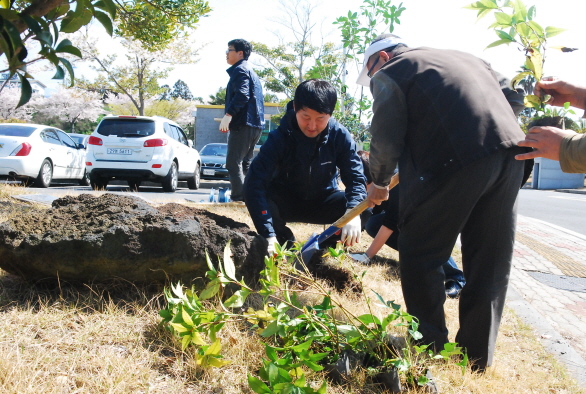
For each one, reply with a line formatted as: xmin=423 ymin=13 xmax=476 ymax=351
xmin=332 ymin=172 xmax=400 ymax=228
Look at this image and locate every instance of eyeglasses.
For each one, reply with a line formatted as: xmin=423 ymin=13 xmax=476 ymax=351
xmin=226 ymin=49 xmax=236 ymax=54
xmin=367 ymin=57 xmax=380 ymax=78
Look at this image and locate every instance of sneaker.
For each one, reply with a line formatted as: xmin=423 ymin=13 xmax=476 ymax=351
xmin=445 ymin=280 xmax=462 ymax=299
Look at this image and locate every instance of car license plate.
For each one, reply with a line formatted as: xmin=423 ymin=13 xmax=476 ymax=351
xmin=107 ymin=148 xmax=132 ymax=155
xmin=203 ymin=169 xmax=215 ymax=176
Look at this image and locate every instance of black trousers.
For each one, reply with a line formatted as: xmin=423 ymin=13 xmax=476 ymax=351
xmin=268 ymin=190 xmax=371 ymax=245
xmin=226 ymin=125 xmax=262 ymax=201
xmin=398 ymin=149 xmax=523 ymax=369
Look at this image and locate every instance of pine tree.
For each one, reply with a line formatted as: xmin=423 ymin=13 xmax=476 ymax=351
xmin=170 ymin=80 xmax=195 ymax=101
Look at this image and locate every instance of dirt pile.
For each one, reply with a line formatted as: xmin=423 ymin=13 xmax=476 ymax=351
xmin=0 ymin=194 xmax=266 ymax=284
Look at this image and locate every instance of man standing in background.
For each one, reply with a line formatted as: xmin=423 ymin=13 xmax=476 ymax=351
xmin=220 ymin=39 xmax=265 ymax=202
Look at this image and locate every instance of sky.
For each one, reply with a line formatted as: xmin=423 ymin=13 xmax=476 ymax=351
xmin=34 ymin=0 xmax=586 ymax=106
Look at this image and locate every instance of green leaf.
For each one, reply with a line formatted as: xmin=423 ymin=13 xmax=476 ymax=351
xmin=0 ymin=0 xmax=9 ymax=9
xmin=181 ymin=308 xmax=194 ymax=326
xmin=527 ymin=20 xmax=545 ymax=38
xmin=93 ymin=9 xmax=112 ymax=35
xmin=291 ymin=339 xmax=313 ymax=352
xmin=170 ymin=322 xmax=189 ymax=333
xmin=545 ymin=26 xmax=566 ymax=38
xmin=357 ymin=313 xmax=381 ymax=326
xmin=529 ymin=51 xmax=543 ymax=81
xmin=223 ymin=241 xmax=236 ymax=280
xmin=527 ymin=5 xmax=536 ymax=20
xmin=265 ymin=344 xmax=278 ymax=362
xmin=52 ymin=65 xmax=65 ymax=80
xmin=223 ymin=289 xmax=250 ymax=308
xmin=495 ymin=30 xmax=514 ymax=42
xmin=58 ymin=57 xmax=75 ymax=87
xmin=60 ymin=8 xmax=93 ymax=33
xmin=524 ymin=94 xmax=542 ymax=108
xmin=205 ymin=250 xmax=215 ymax=272
xmin=200 ymin=280 xmax=220 ymax=300
xmin=485 ymin=39 xmax=512 ymax=49
xmin=55 ymin=39 xmax=82 ymax=57
xmin=247 ymin=375 xmax=272 ymax=394
xmin=207 ymin=357 xmax=230 ymax=368
xmin=204 ymin=339 xmax=222 ymax=356
xmin=16 ymin=74 xmax=32 ymax=108
xmin=494 ymin=12 xmax=513 ymax=26
xmin=261 ymin=320 xmax=280 ymax=337
xmin=303 ymin=360 xmax=324 ymax=372
xmin=181 ymin=334 xmax=191 ymax=350
xmin=511 ymin=71 xmax=533 ymax=88
xmin=512 ymin=0 xmax=527 ymax=21
xmin=191 ymin=331 xmax=206 ymax=345
xmin=93 ymin=0 xmax=116 ymax=18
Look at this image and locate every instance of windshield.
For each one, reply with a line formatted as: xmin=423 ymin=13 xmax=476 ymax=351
xmin=0 ymin=125 xmax=35 ymax=137
xmin=97 ymin=119 xmax=155 ymax=137
xmin=69 ymin=135 xmax=85 ymax=144
xmin=200 ymin=144 xmax=227 ymax=157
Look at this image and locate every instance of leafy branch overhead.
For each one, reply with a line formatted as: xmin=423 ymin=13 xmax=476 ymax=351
xmin=464 ymin=0 xmax=575 ymax=111
xmin=0 ymin=0 xmax=210 ymax=107
xmin=0 ymin=0 xmax=116 ymax=106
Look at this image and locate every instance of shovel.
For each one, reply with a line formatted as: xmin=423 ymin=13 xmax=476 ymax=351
xmin=299 ymin=172 xmax=399 ymax=265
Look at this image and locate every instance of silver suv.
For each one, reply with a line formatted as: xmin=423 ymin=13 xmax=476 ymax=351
xmin=86 ymin=115 xmax=201 ymax=192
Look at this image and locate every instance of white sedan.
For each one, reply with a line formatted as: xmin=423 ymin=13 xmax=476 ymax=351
xmin=0 ymin=123 xmax=87 ymax=187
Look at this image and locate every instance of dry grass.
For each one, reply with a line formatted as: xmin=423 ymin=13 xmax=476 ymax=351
xmin=0 ymin=183 xmax=583 ymax=393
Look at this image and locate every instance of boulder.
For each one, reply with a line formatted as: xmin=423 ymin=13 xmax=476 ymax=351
xmin=0 ymin=194 xmax=266 ymax=284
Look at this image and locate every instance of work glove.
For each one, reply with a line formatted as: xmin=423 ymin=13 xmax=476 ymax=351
xmin=340 ymin=211 xmax=361 ymax=246
xmin=348 ymin=252 xmax=371 ymax=264
xmin=266 ymin=236 xmax=278 ymax=256
xmin=219 ymin=114 xmax=232 ymax=132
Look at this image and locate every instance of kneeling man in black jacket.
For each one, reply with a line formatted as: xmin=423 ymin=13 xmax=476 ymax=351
xmin=244 ymin=79 xmax=368 ymax=255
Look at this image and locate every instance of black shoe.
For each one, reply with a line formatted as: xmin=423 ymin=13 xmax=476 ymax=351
xmin=445 ymin=281 xmax=462 ymax=299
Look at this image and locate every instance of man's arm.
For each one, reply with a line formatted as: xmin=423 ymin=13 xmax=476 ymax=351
xmin=367 ymin=72 xmax=408 ymax=205
xmin=243 ymin=131 xmax=283 ymax=238
xmin=336 ymin=126 xmax=367 ymax=209
xmin=560 ymin=133 xmax=586 ymax=173
xmin=225 ymin=66 xmax=251 ymax=117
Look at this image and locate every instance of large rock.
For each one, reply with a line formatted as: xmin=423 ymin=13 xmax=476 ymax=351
xmin=0 ymin=194 xmax=266 ymax=284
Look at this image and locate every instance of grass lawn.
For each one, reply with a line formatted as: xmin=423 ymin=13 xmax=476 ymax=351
xmin=0 ymin=184 xmax=583 ymax=393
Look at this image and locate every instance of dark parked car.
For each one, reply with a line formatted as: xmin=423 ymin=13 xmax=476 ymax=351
xmin=200 ymin=143 xmax=228 ymax=180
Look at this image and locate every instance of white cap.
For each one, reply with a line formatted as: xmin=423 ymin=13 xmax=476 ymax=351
xmin=356 ymin=36 xmax=407 ymax=86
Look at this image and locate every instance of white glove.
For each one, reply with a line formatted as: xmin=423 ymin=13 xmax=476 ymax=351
xmin=219 ymin=114 xmax=232 ymax=132
xmin=349 ymin=252 xmax=371 ymax=264
xmin=266 ymin=236 xmax=278 ymax=255
xmin=341 ymin=211 xmax=361 ymax=246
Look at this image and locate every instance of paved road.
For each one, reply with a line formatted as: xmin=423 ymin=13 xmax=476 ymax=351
xmin=518 ymin=189 xmax=586 ymax=236
xmin=12 ymin=179 xmax=229 ymax=205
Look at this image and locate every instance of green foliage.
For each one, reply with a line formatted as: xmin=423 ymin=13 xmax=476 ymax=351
xmin=464 ymin=0 xmax=570 ymax=114
xmin=160 ymin=241 xmax=467 ymax=392
xmin=115 ymin=0 xmax=211 ymax=51
xmin=208 ymin=86 xmax=226 ymax=105
xmin=0 ymin=0 xmax=116 ymax=107
xmin=331 ymin=0 xmax=406 ymax=139
xmin=168 ymin=79 xmax=195 ymax=101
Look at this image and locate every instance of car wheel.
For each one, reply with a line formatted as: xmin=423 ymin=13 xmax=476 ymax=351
xmin=89 ymin=173 xmax=109 ymax=190
xmin=79 ymin=170 xmax=90 ymax=186
xmin=34 ymin=159 xmax=53 ymax=188
xmin=187 ymin=163 xmax=200 ymax=190
xmin=128 ymin=180 xmax=142 ymax=191
xmin=162 ymin=162 xmax=178 ymax=192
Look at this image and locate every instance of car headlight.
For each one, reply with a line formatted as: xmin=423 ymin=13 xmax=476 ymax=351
xmin=221 ymin=163 xmax=226 ymax=168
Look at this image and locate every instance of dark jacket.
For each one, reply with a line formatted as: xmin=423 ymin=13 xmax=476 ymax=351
xmin=244 ymin=108 xmax=367 ymax=238
xmin=368 ymin=47 xmax=527 ymax=219
xmin=225 ymin=59 xmax=265 ymax=129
